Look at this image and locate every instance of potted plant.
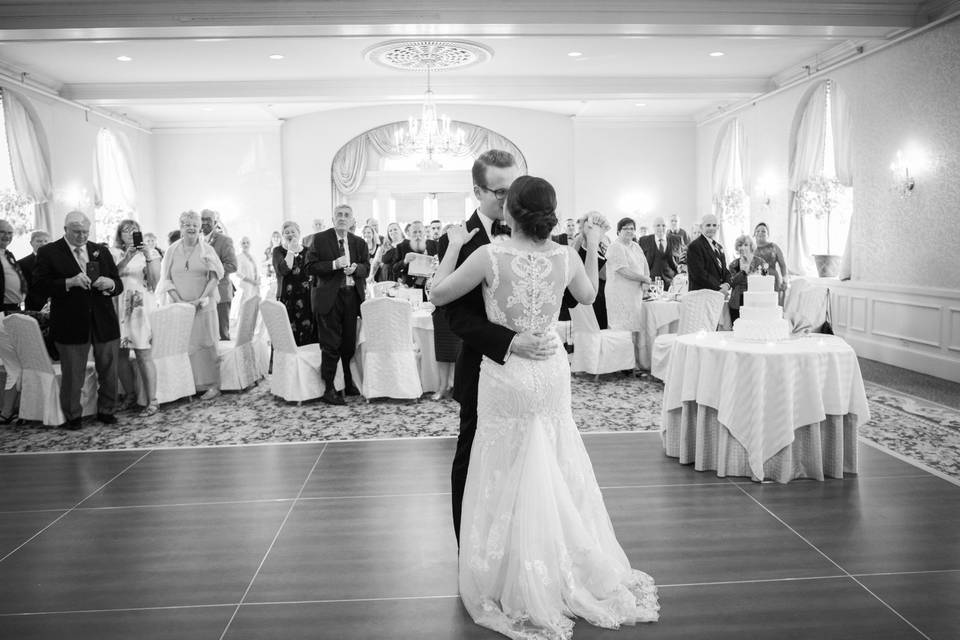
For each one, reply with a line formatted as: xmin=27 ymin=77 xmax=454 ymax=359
xmin=796 ymin=175 xmax=845 ymax=277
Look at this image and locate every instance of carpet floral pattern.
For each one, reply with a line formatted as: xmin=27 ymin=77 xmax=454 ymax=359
xmin=0 ymin=375 xmax=956 ymax=482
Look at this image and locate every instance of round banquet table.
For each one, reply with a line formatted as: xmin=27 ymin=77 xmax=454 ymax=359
xmin=660 ymin=332 xmax=869 ymax=483
xmin=637 ymin=298 xmax=680 ymax=370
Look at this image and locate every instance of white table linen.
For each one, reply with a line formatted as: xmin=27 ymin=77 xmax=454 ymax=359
xmin=661 ymin=332 xmax=870 ymax=480
xmin=637 ymin=299 xmax=680 ymax=369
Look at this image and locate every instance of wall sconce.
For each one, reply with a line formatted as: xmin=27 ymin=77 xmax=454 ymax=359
xmin=890 ymin=150 xmax=915 ymax=197
xmin=754 ymin=175 xmax=775 ymax=207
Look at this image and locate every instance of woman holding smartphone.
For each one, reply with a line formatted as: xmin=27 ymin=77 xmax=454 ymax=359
xmin=112 ymin=219 xmax=162 ymax=416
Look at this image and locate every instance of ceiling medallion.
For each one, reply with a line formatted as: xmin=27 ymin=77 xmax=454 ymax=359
xmin=364 ymin=39 xmax=493 ymax=71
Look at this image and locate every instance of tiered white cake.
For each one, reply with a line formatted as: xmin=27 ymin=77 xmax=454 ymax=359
xmin=733 ymin=274 xmax=791 ymax=341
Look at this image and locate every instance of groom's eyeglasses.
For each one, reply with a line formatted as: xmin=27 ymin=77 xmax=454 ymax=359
xmin=479 ymin=185 xmax=509 ymax=200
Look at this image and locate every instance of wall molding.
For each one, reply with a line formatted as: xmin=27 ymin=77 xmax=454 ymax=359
xmin=822 ymin=279 xmax=960 ymax=382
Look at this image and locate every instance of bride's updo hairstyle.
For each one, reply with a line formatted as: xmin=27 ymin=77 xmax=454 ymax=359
xmin=505 ymin=176 xmax=558 ymax=241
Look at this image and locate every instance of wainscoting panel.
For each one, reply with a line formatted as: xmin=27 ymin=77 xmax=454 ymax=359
xmin=804 ymin=280 xmax=960 ymax=383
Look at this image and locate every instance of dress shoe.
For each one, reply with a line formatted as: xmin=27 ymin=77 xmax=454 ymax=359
xmin=344 ymin=384 xmax=362 ymax=397
xmin=96 ymin=413 xmax=118 ymax=425
xmin=321 ymin=390 xmax=346 ymax=406
xmin=61 ymin=418 xmax=82 ymax=430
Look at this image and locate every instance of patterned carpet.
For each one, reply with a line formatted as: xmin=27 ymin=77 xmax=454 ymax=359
xmin=1 ymin=374 xmax=957 ymax=482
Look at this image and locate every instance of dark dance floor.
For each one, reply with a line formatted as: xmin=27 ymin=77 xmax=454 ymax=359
xmin=0 ymin=432 xmax=957 ymax=639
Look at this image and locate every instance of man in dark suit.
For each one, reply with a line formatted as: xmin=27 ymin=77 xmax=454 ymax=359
xmin=33 ymin=211 xmax=123 ymax=429
xmin=638 ymin=216 xmax=683 ymax=291
xmin=200 ymin=209 xmax=237 ymax=340
xmin=668 ymin=213 xmax=690 ymax=246
xmin=304 ymin=204 xmax=369 ymax=405
xmin=437 ymin=149 xmax=557 ymax=545
xmin=686 ymin=214 xmax=731 ymax=294
xmin=17 ymin=229 xmax=51 ymax=311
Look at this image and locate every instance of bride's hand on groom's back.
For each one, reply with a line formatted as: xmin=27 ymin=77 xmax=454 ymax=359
xmin=510 ymin=332 xmax=558 ymax=360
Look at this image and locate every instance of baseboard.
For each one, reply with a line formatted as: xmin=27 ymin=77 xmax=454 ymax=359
xmin=840 ymin=331 xmax=960 ymax=383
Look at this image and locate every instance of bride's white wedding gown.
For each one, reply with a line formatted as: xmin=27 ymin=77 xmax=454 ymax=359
xmin=460 ymin=243 xmax=659 ymax=640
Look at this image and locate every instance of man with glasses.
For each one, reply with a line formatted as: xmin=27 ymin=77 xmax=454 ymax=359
xmin=436 ymin=149 xmax=559 ymax=545
xmin=33 ymin=211 xmax=123 ymax=429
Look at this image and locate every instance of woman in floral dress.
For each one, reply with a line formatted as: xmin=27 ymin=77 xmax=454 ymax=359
xmin=273 ymin=221 xmax=316 ymax=345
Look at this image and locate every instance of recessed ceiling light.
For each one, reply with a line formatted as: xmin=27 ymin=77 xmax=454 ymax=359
xmin=269 ymin=54 xmax=285 ymax=60
xmin=116 ymin=55 xmax=132 ymax=62
xmin=709 ymin=51 xmax=725 ymax=57
xmin=567 ymin=51 xmax=583 ymax=57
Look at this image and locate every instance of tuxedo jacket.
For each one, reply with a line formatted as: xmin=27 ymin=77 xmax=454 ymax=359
xmin=638 ymin=234 xmax=682 ymax=289
xmin=33 ymin=238 xmax=123 ymax=344
xmin=686 ymin=234 xmax=731 ymax=292
xmin=304 ymin=228 xmax=369 ymax=316
xmin=436 ymin=211 xmax=515 ymax=405
xmin=206 ymin=232 xmax=237 ymax=302
xmin=16 ymin=253 xmax=47 ymax=311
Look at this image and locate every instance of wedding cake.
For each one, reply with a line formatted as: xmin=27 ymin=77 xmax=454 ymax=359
xmin=732 ymin=274 xmax=791 ymax=341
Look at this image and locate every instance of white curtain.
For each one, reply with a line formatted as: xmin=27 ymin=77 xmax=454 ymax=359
xmin=93 ymin=127 xmax=137 ymax=211
xmin=1 ymin=87 xmax=54 ymax=232
xmin=330 ymin=121 xmax=528 ymax=200
xmin=787 ymin=83 xmax=828 ymax=275
xmin=711 ymin=117 xmax=748 ymax=255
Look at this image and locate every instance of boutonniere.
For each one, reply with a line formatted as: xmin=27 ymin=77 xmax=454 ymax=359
xmin=92 ymin=249 xmax=100 ymax=259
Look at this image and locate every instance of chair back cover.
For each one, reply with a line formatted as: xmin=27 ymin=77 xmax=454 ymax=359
xmin=0 ymin=318 xmax=22 ymax=390
xmin=360 ymin=298 xmax=415 ymax=353
xmin=678 ymin=289 xmax=725 ymax=335
xmin=791 ymin=285 xmax=831 ymax=334
xmin=152 ymin=303 xmax=195 ymax=359
xmin=234 ymin=295 xmax=260 ymax=346
xmin=370 ymin=281 xmax=396 ymax=298
xmin=569 ymin=304 xmax=601 ymax=334
xmin=5 ymin=314 xmax=54 ymax=375
xmin=260 ymin=299 xmax=298 ymax=354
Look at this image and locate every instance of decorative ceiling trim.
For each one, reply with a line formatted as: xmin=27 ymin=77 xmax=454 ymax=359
xmin=363 ymin=40 xmax=493 ymax=72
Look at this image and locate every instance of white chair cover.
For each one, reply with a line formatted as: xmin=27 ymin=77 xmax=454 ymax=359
xmin=152 ymin=303 xmax=198 ymax=404
xmin=369 ymin=281 xmax=397 ymax=298
xmin=569 ymin=304 xmax=635 ymax=375
xmin=786 ymin=282 xmax=831 ymax=334
xmin=651 ymin=289 xmax=726 ymax=380
xmin=261 ymin=299 xmax=327 ymax=402
xmin=359 ymin=298 xmax=423 ymax=399
xmin=5 ymin=314 xmax=97 ymax=425
xmin=217 ymin=295 xmax=263 ymax=391
xmin=0 ymin=318 xmax=21 ymax=392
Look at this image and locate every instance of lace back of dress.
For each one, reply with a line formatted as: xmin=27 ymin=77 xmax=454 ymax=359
xmin=484 ymin=243 xmax=569 ymax=335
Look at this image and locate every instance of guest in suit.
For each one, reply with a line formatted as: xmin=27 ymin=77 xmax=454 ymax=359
xmin=304 ymin=204 xmax=369 ymax=405
xmin=638 ymin=216 xmax=682 ymax=291
xmin=668 ymin=214 xmax=690 ymax=246
xmin=382 ymin=220 xmax=438 ymax=291
xmin=200 ymin=209 xmax=237 ymax=341
xmin=428 ymin=219 xmax=443 ymax=242
xmin=686 ymin=214 xmax=731 ymax=295
xmin=160 ymin=210 xmax=225 ymax=400
xmin=273 ymin=221 xmax=316 ymax=346
xmin=551 ymin=217 xmax=578 ymax=246
xmin=33 ymin=211 xmax=124 ymax=429
xmin=16 ymin=229 xmax=50 ymax=312
xmin=0 ymin=220 xmax=28 ymax=315
xmin=436 ymin=149 xmax=558 ymax=545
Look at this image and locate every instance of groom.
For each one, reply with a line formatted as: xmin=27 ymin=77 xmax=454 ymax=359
xmin=437 ymin=149 xmax=559 ymax=545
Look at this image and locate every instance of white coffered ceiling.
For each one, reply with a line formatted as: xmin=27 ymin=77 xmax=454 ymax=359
xmin=0 ymin=0 xmax=955 ymax=129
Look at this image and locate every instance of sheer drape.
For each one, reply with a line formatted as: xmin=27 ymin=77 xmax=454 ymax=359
xmin=787 ymin=81 xmax=853 ymax=276
xmin=93 ymin=128 xmax=137 ymax=211
xmin=712 ymin=117 xmax=748 ymax=254
xmin=1 ymin=87 xmax=53 ymax=232
xmin=330 ymin=121 xmax=528 ymax=200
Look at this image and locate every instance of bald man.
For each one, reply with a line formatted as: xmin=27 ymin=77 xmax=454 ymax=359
xmin=685 ymin=214 xmax=731 ymax=294
xmin=638 ymin=216 xmax=683 ymax=290
xmin=33 ymin=211 xmax=124 ymax=429
xmin=0 ymin=220 xmax=27 ymax=314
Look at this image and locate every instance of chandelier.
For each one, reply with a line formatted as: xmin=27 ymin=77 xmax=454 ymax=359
xmin=394 ymin=62 xmax=466 ymax=166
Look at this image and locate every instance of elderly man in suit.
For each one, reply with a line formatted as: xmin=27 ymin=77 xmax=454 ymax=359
xmin=668 ymin=213 xmax=691 ymax=246
xmin=16 ymin=229 xmax=50 ymax=311
xmin=33 ymin=211 xmax=123 ymax=429
xmin=200 ymin=209 xmax=237 ymax=340
xmin=686 ymin=214 xmax=731 ymax=294
xmin=638 ymin=216 xmax=683 ymax=291
xmin=0 ymin=220 xmax=28 ymax=315
xmin=304 ymin=204 xmax=369 ymax=405
xmin=436 ymin=149 xmax=558 ymax=545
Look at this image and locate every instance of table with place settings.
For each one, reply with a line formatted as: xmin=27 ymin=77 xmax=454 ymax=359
xmin=637 ymin=297 xmax=681 ymax=370
xmin=660 ymin=332 xmax=870 ymax=483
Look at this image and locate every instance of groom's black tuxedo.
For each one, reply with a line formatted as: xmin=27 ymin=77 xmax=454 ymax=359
xmin=437 ymin=210 xmax=515 ymax=543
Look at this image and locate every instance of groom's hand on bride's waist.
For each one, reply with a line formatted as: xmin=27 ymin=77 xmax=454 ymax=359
xmin=509 ymin=332 xmax=558 ymax=361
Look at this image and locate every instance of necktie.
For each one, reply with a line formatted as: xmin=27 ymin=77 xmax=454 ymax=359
xmin=713 ymin=241 xmax=723 ymax=263
xmin=491 ymin=220 xmax=511 ymax=237
xmin=74 ymin=246 xmax=87 ymax=271
xmin=658 ymin=239 xmax=664 ymax=254
xmin=338 ymin=238 xmax=345 ymax=256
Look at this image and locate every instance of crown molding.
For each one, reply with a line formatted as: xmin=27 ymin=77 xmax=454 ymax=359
xmin=151 ymin=121 xmax=284 ymax=133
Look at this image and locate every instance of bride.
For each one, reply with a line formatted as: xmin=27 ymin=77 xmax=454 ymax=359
xmin=430 ymin=176 xmax=659 ymax=640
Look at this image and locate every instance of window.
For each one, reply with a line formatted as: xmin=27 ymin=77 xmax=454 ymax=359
xmin=93 ymin=128 xmax=137 ymax=244
xmin=0 ymin=97 xmax=35 ymax=258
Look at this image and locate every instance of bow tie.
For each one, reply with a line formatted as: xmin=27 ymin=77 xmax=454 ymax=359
xmin=491 ymin=220 xmax=511 ymax=237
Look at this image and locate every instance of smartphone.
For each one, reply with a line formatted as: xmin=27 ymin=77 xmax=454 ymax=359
xmin=86 ymin=262 xmax=101 ymax=282
xmin=132 ymin=231 xmax=144 ymax=248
